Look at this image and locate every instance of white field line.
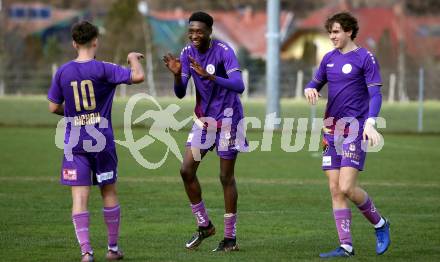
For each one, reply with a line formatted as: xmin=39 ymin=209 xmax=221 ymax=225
xmin=0 ymin=175 xmax=438 ymax=188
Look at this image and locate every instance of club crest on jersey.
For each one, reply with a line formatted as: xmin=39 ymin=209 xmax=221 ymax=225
xmin=206 ymin=64 xmax=215 ymax=75
xmin=342 ymin=63 xmax=352 ymax=74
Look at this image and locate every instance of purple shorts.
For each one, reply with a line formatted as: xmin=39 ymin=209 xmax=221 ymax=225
xmin=321 ymin=133 xmax=367 ymax=171
xmin=186 ymin=122 xmax=247 ymax=160
xmin=60 ymin=148 xmax=118 ymax=186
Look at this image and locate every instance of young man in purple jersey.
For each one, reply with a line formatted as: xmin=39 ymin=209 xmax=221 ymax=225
xmin=163 ymin=11 xmax=246 ymax=252
xmin=304 ymin=12 xmax=391 ymax=258
xmin=48 ymin=21 xmax=144 ymax=262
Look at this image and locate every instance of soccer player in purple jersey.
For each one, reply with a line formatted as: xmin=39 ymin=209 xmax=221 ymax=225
xmin=48 ymin=21 xmax=144 ymax=262
xmin=304 ymin=12 xmax=391 ymax=258
xmin=163 ymin=11 xmax=246 ymax=252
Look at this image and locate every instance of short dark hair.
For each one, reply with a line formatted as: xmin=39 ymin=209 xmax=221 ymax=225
xmin=71 ymin=21 xmax=99 ymax=45
xmin=188 ymin=11 xmax=213 ymax=28
xmin=325 ymin=12 xmax=359 ymax=40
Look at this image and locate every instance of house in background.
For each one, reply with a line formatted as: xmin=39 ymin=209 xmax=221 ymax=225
xmin=281 ymin=0 xmax=440 ymax=100
xmin=5 ymin=3 xmax=84 ymax=44
xmin=148 ymin=7 xmax=294 ymax=59
xmin=281 ymin=1 xmax=440 ymax=66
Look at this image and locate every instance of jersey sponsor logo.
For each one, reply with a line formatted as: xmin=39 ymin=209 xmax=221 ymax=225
xmin=326 ymin=63 xmax=334 ymax=67
xmin=349 ymin=143 xmax=356 ymax=152
xmin=343 ymin=150 xmax=360 ymax=161
xmin=342 ymin=63 xmax=352 ymax=74
xmin=206 ymin=64 xmax=215 ymax=75
xmin=63 ymin=169 xmax=77 ymax=181
xmin=322 ymin=156 xmax=332 ymax=166
xmin=97 ymin=171 xmax=114 ymax=183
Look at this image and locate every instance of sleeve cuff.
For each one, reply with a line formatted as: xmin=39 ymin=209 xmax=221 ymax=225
xmin=47 ymin=96 xmax=62 ymax=104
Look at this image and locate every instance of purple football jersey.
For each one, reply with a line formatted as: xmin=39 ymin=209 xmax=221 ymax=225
xmin=48 ymin=59 xmax=131 ymax=153
xmin=307 ymin=47 xmax=382 ymax=130
xmin=180 ymin=39 xmax=244 ymax=125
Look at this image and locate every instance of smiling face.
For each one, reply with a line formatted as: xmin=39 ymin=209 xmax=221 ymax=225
xmin=188 ymin=21 xmax=211 ymax=50
xmin=328 ymin=22 xmax=352 ymax=50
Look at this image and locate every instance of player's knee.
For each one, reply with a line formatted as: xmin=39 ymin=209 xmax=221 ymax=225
xmin=72 ymin=193 xmax=89 ymax=211
xmin=219 ymin=173 xmax=235 ymax=186
xmin=180 ymin=166 xmax=195 ymax=183
xmin=101 ymin=183 xmax=116 ymax=195
xmin=329 ymin=183 xmax=341 ymax=196
xmin=339 ymin=184 xmax=354 ymax=198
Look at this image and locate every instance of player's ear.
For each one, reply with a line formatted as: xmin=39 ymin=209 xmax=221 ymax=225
xmin=92 ymin=38 xmax=98 ymax=48
xmin=72 ymin=41 xmax=78 ymax=50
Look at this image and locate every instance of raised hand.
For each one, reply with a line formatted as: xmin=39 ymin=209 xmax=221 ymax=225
xmin=163 ymin=53 xmax=181 ymax=75
xmin=127 ymin=52 xmax=144 ymax=64
xmin=188 ymin=55 xmax=210 ymax=78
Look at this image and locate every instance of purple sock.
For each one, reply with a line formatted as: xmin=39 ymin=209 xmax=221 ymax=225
xmin=357 ymin=195 xmax=381 ymax=225
xmin=103 ymin=205 xmax=121 ymax=248
xmin=191 ymin=201 xmax=210 ymax=227
xmin=333 ymin=209 xmax=352 ymax=246
xmin=224 ymin=213 xmax=237 ymax=239
xmin=72 ymin=211 xmax=93 ymax=254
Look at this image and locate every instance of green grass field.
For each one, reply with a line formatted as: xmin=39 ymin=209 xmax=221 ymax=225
xmin=0 ymin=96 xmax=439 ymax=261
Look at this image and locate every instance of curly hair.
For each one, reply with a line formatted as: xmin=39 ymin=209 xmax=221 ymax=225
xmin=325 ymin=12 xmax=359 ymax=40
xmin=189 ymin=11 xmax=214 ymax=28
xmin=71 ymin=21 xmax=99 ymax=45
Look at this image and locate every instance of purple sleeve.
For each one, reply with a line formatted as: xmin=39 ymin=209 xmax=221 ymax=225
xmin=174 ymin=51 xmax=190 ymax=98
xmin=223 ymin=47 xmax=241 ymax=75
xmin=306 ymin=55 xmax=328 ymax=91
xmin=368 ymin=86 xmax=382 ymax=118
xmin=103 ymin=62 xmax=132 ymax=85
xmin=47 ymin=70 xmax=64 ymax=104
xmin=214 ymin=71 xmax=244 ymax=94
xmin=363 ymin=51 xmax=382 ymax=87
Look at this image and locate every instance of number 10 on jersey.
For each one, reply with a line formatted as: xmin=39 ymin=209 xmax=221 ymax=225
xmin=71 ymin=80 xmax=96 ymax=112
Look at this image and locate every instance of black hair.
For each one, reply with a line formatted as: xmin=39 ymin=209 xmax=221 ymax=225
xmin=325 ymin=12 xmax=359 ymax=40
xmin=71 ymin=21 xmax=99 ymax=45
xmin=188 ymin=11 xmax=214 ymax=28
